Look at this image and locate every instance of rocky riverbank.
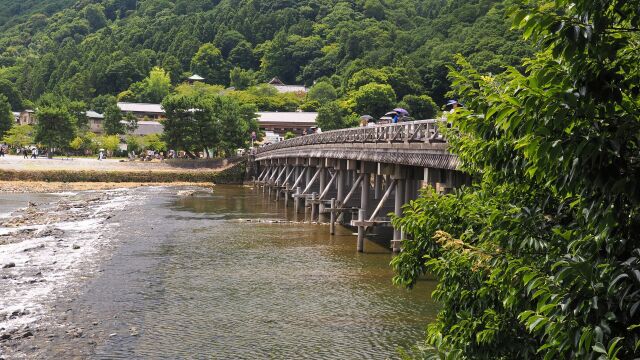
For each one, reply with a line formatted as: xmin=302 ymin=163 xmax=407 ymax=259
xmin=0 ymin=188 xmax=147 ymax=358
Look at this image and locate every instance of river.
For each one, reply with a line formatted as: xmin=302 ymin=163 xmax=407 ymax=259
xmin=0 ymin=185 xmax=437 ymax=359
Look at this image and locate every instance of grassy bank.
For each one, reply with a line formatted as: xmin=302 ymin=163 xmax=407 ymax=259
xmin=0 ymin=161 xmax=246 ymax=184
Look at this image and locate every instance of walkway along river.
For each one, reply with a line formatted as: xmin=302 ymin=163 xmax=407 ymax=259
xmin=0 ymin=185 xmax=437 ymax=359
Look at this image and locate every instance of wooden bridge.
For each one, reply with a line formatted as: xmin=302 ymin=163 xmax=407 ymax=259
xmin=249 ymin=119 xmax=470 ymax=252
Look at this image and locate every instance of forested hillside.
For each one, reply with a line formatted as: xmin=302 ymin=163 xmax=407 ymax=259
xmin=0 ymin=0 xmax=529 ymax=113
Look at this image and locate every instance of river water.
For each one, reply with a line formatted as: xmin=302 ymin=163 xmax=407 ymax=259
xmin=0 ymin=186 xmax=437 ymax=359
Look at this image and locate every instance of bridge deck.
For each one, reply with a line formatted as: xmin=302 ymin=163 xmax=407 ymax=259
xmin=255 ymin=119 xmax=458 ymax=170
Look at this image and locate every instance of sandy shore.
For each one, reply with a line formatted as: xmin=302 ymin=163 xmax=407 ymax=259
xmin=0 ymin=181 xmax=215 ymax=193
xmin=0 ymin=155 xmax=192 ymax=172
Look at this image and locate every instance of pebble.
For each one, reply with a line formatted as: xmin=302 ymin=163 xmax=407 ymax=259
xmin=109 ymin=333 xmax=117 ymax=337
xmin=72 ymin=244 xmax=80 ymax=250
xmin=2 ymin=262 xmax=15 ymax=269
xmin=0 ymin=333 xmax=10 ymax=341
xmin=21 ymin=331 xmax=33 ymax=338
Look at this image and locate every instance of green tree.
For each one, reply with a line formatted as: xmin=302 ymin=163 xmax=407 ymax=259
xmin=363 ymin=0 xmax=385 ymax=20
xmin=191 ymin=43 xmax=228 ymax=86
xmin=393 ymin=0 xmax=640 ymax=358
xmin=125 ymin=134 xmax=141 ymax=153
xmin=0 ymin=79 xmax=23 ymax=110
xmin=0 ymin=94 xmax=13 ymax=139
xmin=398 ymin=94 xmax=437 ymax=119
xmin=2 ymin=125 xmax=34 ymax=149
xmin=98 ymin=134 xmax=120 ymax=154
xmin=103 ymin=104 xmax=123 ymax=135
xmin=307 ymin=81 xmax=337 ymax=104
xmin=67 ymin=100 xmax=88 ymax=129
xmin=141 ymin=67 xmax=172 ymax=102
xmin=34 ymin=106 xmax=75 ymax=158
xmin=123 ymin=112 xmax=138 ymax=133
xmin=316 ymin=101 xmax=351 ymax=130
xmin=348 ymin=83 xmax=395 ymax=118
xmin=229 ymin=67 xmax=255 ymax=90
xmin=91 ymin=95 xmax=117 ymax=114
xmin=141 ymin=133 xmax=167 ymax=152
xmin=84 ymin=4 xmax=107 ymax=31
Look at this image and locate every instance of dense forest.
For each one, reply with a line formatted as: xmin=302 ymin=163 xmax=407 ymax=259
xmin=0 ymin=0 xmax=530 ymax=118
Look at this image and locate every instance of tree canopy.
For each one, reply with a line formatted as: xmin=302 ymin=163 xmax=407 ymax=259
xmin=0 ymin=0 xmax=530 ymax=115
xmin=392 ymin=0 xmax=640 ymax=358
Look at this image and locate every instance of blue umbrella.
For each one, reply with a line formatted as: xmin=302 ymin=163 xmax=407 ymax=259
xmin=393 ymin=108 xmax=409 ymax=116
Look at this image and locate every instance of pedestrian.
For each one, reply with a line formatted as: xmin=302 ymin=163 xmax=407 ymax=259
xmin=22 ymin=147 xmax=28 ymax=159
xmin=31 ymin=147 xmax=37 ymax=159
xmin=392 ymin=112 xmax=399 ymax=124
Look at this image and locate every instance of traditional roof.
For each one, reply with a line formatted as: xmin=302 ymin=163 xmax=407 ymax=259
xmin=86 ymin=111 xmax=104 ymax=119
xmin=273 ymin=85 xmax=308 ymax=94
xmin=257 ymin=112 xmax=317 ymax=125
xmin=119 ymin=120 xmax=164 ymax=136
xmin=117 ymin=102 xmax=164 ymax=114
xmin=188 ymin=74 xmax=205 ymax=81
xmin=268 ymin=77 xmax=285 ymax=86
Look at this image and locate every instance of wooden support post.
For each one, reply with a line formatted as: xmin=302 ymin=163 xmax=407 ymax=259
xmin=357 ymin=209 xmax=365 ymax=252
xmin=337 ymin=170 xmax=345 ymax=203
xmin=368 ymin=179 xmax=396 ymax=222
xmin=374 ymin=174 xmax=382 ymax=200
xmin=302 ymin=167 xmax=321 ymax=194
xmin=360 ymin=169 xmax=369 ymax=219
xmin=311 ymin=192 xmax=317 ymax=222
xmin=294 ymin=187 xmax=301 ymax=214
xmin=393 ymin=179 xmax=405 ymax=253
xmin=330 ymin=198 xmax=336 ymax=235
xmin=305 ymin=163 xmax=312 ymax=188
xmin=284 ymin=184 xmax=289 ymax=208
xmin=318 ymin=168 xmax=327 ymax=222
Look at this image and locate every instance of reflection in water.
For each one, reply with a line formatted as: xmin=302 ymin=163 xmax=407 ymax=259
xmin=62 ymin=186 xmax=437 ymax=358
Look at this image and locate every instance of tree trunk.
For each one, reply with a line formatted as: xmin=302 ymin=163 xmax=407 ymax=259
xmin=184 ymin=150 xmax=197 ymax=159
xmin=204 ymin=148 xmax=210 ymax=159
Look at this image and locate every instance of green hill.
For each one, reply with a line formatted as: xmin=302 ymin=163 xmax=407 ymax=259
xmin=0 ymin=0 xmax=531 ymax=108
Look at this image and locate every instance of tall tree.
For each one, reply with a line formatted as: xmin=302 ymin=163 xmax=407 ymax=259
xmin=34 ymin=106 xmax=75 ymax=158
xmin=191 ymin=43 xmax=228 ymax=86
xmin=102 ymin=104 xmax=123 ymax=135
xmin=0 ymin=94 xmax=13 ymax=138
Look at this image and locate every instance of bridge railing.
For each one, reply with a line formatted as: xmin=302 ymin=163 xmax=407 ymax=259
xmin=256 ymin=119 xmax=446 ymax=154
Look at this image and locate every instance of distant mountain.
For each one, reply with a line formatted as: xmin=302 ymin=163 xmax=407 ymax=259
xmin=0 ymin=0 xmax=531 ymax=106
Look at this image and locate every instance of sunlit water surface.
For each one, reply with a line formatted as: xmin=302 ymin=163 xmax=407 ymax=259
xmin=4 ymin=186 xmax=438 ymax=359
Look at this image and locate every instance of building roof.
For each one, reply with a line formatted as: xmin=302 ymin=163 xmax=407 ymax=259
xmin=119 ymin=120 xmax=164 ymax=136
xmin=268 ymin=77 xmax=285 ymax=86
xmin=257 ymin=112 xmax=317 ymax=125
xmin=273 ymin=85 xmax=308 ymax=94
xmin=117 ymin=102 xmax=164 ymax=114
xmin=188 ymin=74 xmax=205 ymax=81
xmin=86 ymin=111 xmax=104 ymax=119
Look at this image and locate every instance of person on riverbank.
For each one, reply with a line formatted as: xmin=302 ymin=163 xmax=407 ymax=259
xmin=31 ymin=147 xmax=38 ymax=159
xmin=22 ymin=147 xmax=28 ymax=159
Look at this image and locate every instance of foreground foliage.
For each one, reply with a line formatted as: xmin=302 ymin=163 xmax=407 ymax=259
xmin=392 ymin=0 xmax=640 ymax=358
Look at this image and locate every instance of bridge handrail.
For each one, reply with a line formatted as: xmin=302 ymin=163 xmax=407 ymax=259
xmin=256 ymin=119 xmax=446 ymax=154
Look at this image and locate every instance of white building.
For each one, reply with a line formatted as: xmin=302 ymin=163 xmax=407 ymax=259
xmin=257 ymin=111 xmax=317 ymax=136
